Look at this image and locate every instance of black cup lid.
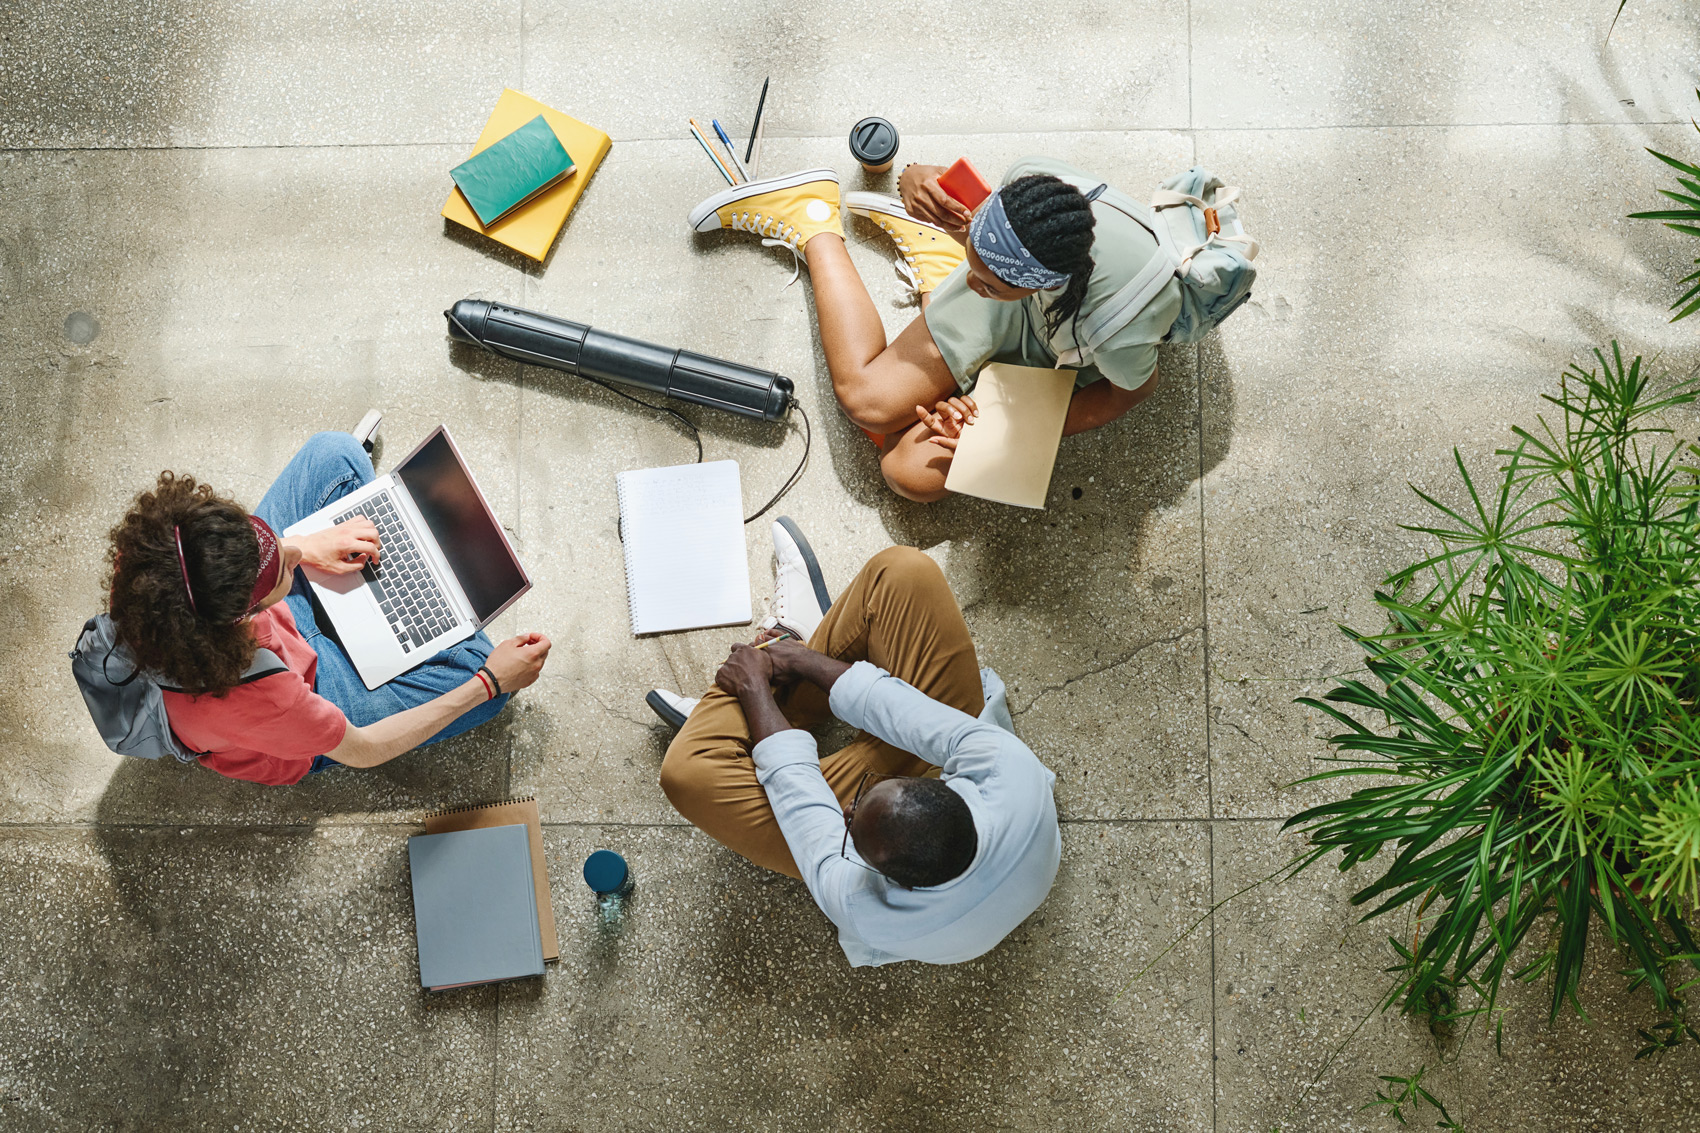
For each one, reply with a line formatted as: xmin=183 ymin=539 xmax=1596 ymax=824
xmin=850 ymin=117 xmax=899 ymax=163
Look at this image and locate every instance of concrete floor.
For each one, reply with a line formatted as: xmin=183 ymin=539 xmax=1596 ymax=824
xmin=3 ymin=1 xmax=1700 ymax=1130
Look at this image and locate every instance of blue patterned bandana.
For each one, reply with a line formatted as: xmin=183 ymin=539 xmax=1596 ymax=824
xmin=969 ymin=189 xmax=1071 ymax=290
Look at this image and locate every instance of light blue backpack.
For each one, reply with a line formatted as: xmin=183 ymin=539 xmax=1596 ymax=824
xmin=1055 ymin=167 xmax=1259 ymax=363
xmin=70 ymin=614 xmax=286 ymax=761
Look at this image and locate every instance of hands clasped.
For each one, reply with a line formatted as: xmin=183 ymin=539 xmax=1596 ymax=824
xmin=714 ymin=632 xmax=816 ymax=698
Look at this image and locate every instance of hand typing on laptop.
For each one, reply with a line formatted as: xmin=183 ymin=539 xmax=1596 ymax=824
xmin=283 ymin=426 xmax=533 ymax=688
xmin=101 ymin=422 xmax=546 ymax=786
xmin=281 ymin=515 xmax=382 ymax=574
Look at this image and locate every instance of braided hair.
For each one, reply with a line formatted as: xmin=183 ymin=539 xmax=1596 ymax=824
xmin=999 ymin=174 xmax=1097 ymax=343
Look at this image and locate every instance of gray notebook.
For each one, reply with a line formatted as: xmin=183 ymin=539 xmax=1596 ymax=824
xmin=408 ymin=823 xmax=544 ymax=991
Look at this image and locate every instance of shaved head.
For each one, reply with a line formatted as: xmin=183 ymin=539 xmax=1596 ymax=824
xmin=851 ymin=777 xmax=977 ymax=888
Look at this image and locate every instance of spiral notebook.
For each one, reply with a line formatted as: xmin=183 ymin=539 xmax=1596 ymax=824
xmin=407 ymin=823 xmax=543 ymax=991
xmin=616 ymin=460 xmax=752 ymax=635
xmin=425 ymin=797 xmax=557 ymax=962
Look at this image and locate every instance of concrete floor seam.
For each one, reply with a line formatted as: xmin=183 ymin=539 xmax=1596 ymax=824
xmin=0 ymin=816 xmax=1292 ymax=831
xmin=6 ymin=117 xmax=1694 ymax=158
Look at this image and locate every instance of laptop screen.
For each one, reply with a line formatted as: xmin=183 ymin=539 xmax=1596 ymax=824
xmin=396 ymin=429 xmax=529 ymax=623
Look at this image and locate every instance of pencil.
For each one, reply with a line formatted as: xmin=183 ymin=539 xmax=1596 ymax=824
xmin=753 ymin=631 xmax=796 ymax=650
xmin=688 ymin=118 xmax=737 ymax=185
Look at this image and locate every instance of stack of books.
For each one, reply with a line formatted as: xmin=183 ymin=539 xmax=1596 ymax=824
xmin=408 ymin=797 xmax=559 ymax=991
xmin=442 ymin=89 xmax=612 ymax=262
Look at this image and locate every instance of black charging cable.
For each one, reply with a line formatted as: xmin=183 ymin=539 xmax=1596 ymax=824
xmin=570 ymin=378 xmax=809 ymax=523
xmin=743 ymin=399 xmax=810 ymax=525
xmin=575 ymin=372 xmax=705 ymax=462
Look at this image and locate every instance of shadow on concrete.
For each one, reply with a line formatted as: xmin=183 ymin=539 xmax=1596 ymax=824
xmin=91 ymin=713 xmax=516 ymax=827
xmin=439 ymin=219 xmax=551 ymax=277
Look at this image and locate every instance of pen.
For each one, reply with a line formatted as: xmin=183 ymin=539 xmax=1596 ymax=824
xmin=688 ymin=118 xmax=737 ymax=185
xmin=745 ymin=77 xmax=769 ymax=167
xmin=712 ymin=118 xmax=751 ymax=183
xmin=752 ymin=631 xmax=796 ymax=650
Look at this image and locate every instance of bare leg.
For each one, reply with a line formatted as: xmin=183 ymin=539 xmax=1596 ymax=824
xmin=878 ymin=426 xmax=953 ymax=503
xmin=803 ymin=233 xmax=958 ymax=435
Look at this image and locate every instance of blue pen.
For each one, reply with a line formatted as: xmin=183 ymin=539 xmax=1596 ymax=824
xmin=711 ymin=119 xmax=750 ymax=183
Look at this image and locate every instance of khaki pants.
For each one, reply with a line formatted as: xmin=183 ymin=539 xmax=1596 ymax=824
xmin=659 ymin=546 xmax=984 ymax=879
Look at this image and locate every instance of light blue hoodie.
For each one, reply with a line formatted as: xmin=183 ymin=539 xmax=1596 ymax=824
xmin=751 ymin=661 xmax=1061 ymax=966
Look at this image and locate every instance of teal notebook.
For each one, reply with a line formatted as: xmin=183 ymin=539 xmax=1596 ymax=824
xmin=449 ymin=115 xmax=575 ymax=227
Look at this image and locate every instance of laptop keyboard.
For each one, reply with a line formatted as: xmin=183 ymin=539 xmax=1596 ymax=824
xmin=330 ymin=492 xmax=458 ymax=653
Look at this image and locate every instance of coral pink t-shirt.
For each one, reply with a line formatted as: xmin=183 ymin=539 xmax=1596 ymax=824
xmin=162 ymin=603 xmax=349 ymax=785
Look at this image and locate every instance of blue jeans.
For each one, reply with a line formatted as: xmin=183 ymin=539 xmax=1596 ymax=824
xmin=252 ymin=432 xmax=511 ymax=773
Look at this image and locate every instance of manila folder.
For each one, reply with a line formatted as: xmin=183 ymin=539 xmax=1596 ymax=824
xmin=944 ymin=363 xmax=1075 ymax=509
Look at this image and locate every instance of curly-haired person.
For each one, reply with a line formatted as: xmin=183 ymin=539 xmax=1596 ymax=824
xmin=690 ymin=157 xmax=1178 ymax=501
xmin=105 ymin=429 xmax=551 ymax=785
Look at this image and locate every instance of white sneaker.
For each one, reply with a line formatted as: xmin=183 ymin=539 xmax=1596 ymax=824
xmin=645 ymin=689 xmax=699 ymax=729
xmin=771 ymin=516 xmax=831 ymax=643
xmin=352 ymin=409 xmax=383 ymax=453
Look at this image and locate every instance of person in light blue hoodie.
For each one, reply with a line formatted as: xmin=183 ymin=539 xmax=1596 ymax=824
xmin=654 ymin=526 xmax=1061 ymax=967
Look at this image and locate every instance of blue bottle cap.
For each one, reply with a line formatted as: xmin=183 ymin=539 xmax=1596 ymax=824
xmin=583 ymin=849 xmax=629 ymax=894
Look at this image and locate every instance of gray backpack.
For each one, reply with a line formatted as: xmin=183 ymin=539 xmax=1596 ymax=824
xmin=70 ymin=614 xmax=287 ymax=762
xmin=1054 ymin=166 xmax=1260 ymax=364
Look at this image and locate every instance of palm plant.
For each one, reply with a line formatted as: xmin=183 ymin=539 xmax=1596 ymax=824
xmin=1286 ymin=345 xmax=1700 ymax=1053
xmin=1628 ymin=90 xmax=1700 ymax=322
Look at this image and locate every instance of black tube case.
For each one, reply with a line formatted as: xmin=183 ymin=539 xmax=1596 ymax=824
xmin=445 ymin=299 xmax=794 ymax=422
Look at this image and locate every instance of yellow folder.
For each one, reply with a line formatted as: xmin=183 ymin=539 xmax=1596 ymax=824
xmin=442 ymin=89 xmax=612 ymax=262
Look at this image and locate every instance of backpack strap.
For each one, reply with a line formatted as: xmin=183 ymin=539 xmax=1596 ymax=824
xmin=1050 ymin=179 xmax=1182 ymax=365
xmin=241 ymin=648 xmax=290 ymax=684
xmin=1053 ymin=177 xmax=1259 ymax=363
xmin=1151 ymin=185 xmax=1260 ymax=270
xmin=156 ymin=648 xmax=289 ymax=694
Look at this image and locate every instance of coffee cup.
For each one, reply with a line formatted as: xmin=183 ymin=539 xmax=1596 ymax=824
xmin=849 ymin=117 xmax=899 ymax=174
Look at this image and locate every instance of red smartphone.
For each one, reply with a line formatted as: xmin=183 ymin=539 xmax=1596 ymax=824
xmin=937 ymin=158 xmax=992 ymax=211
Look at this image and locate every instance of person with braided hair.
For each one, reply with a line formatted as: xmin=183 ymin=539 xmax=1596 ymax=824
xmin=689 ymin=157 xmax=1179 ymax=501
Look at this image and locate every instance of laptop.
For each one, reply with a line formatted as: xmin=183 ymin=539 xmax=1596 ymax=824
xmin=283 ymin=426 xmax=530 ymax=690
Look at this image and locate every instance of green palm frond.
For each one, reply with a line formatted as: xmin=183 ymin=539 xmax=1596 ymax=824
xmin=1288 ymin=345 xmax=1700 ymax=1045
xmin=1629 ymin=93 xmax=1700 ymax=321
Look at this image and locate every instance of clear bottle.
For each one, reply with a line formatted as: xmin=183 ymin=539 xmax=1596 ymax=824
xmin=583 ymin=849 xmax=634 ymax=925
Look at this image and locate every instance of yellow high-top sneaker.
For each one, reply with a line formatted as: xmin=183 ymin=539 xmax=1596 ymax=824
xmin=689 ymin=169 xmax=842 ymax=281
xmin=845 ymin=192 xmax=967 ymax=294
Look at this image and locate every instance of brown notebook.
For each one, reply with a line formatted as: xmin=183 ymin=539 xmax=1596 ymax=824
xmin=425 ymin=797 xmax=558 ymax=962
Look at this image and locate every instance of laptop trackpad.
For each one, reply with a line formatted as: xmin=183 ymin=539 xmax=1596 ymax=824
xmin=309 ymin=569 xmax=367 ymax=596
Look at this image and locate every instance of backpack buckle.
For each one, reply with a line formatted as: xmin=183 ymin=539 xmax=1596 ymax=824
xmin=1204 ymin=207 xmax=1220 ymax=236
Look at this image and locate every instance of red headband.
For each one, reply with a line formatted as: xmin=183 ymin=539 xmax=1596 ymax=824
xmin=174 ymin=515 xmax=283 ymax=622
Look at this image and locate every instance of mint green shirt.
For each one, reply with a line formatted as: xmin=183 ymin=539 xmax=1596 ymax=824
xmin=922 ymin=156 xmax=1179 ymax=392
